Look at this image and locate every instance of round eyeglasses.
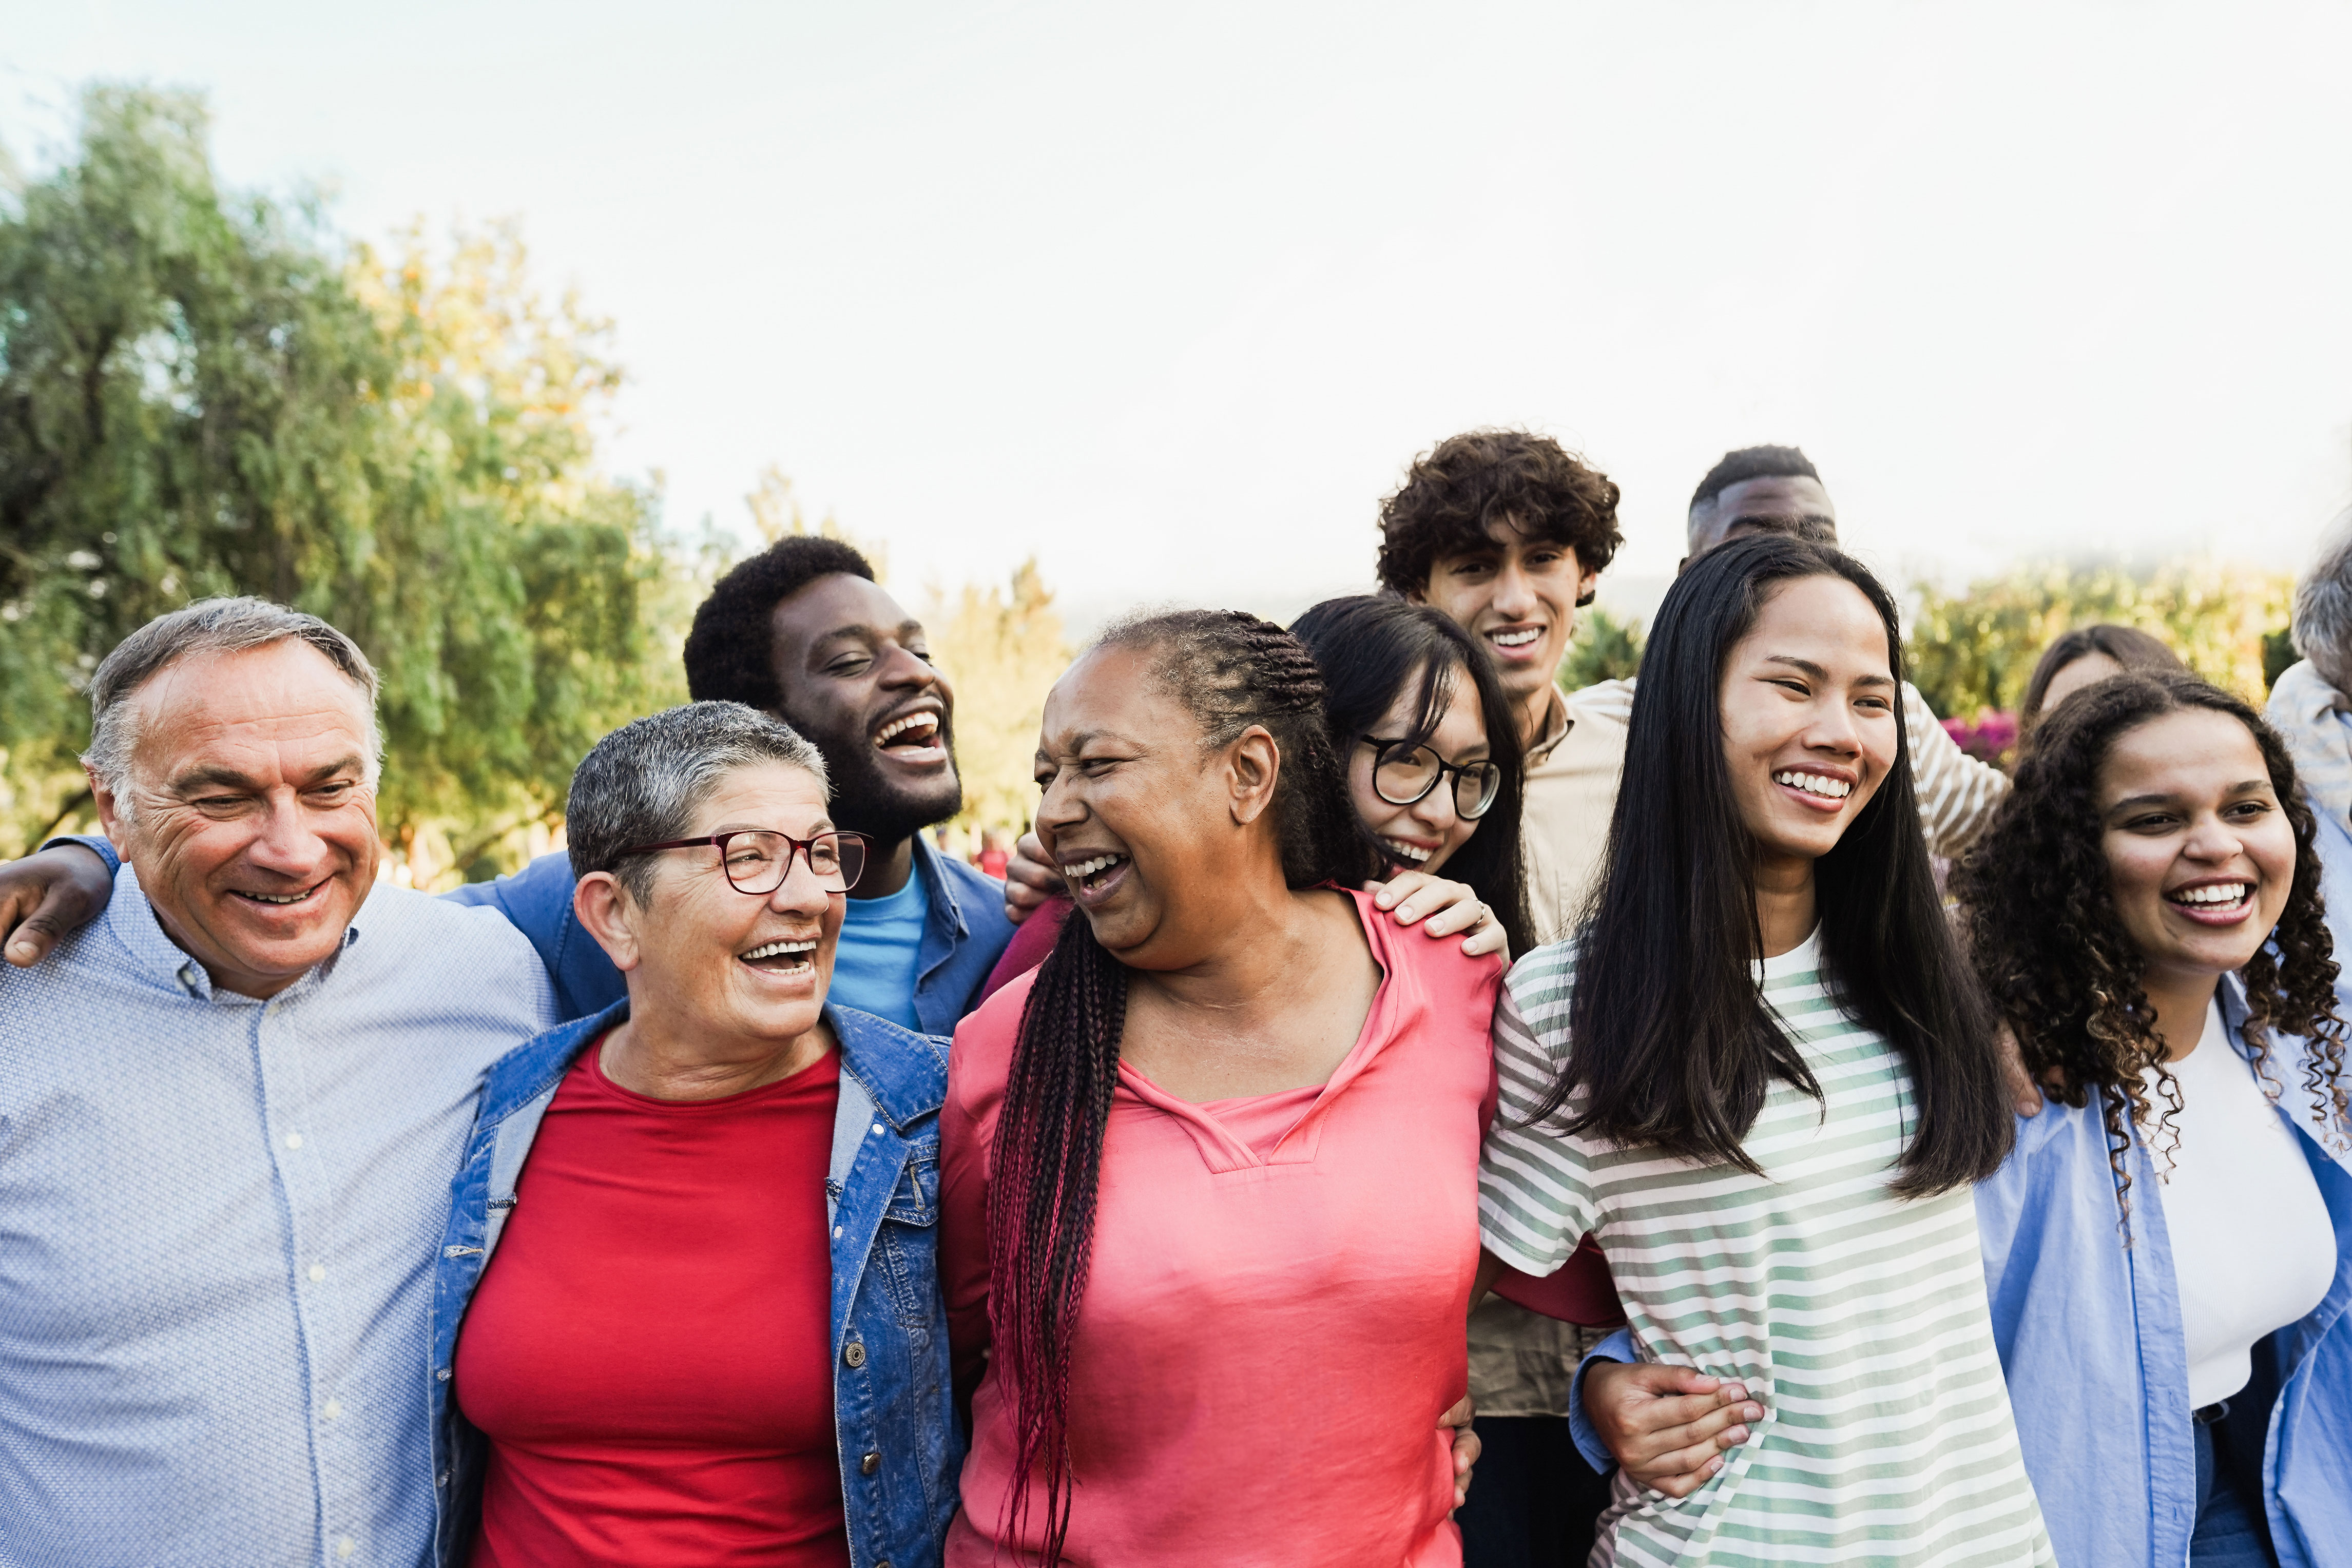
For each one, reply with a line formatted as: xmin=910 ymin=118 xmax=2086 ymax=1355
xmin=613 ymin=829 xmax=871 ymax=895
xmin=1359 ymin=737 xmax=1502 ymax=820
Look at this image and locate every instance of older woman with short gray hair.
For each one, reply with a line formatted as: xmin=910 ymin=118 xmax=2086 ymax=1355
xmin=2270 ymin=510 xmax=2352 ymax=1024
xmin=426 ymin=701 xmax=960 ymax=1568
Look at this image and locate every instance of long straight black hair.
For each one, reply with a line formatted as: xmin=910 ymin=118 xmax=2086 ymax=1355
xmin=988 ymin=609 xmax=1381 ymax=1565
xmin=1534 ymin=534 xmax=2013 ymax=1197
xmin=1288 ymin=594 xmax=1537 ymax=956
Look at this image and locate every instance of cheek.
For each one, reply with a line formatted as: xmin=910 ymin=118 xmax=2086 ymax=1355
xmin=2252 ymin=821 xmax=2302 ymax=901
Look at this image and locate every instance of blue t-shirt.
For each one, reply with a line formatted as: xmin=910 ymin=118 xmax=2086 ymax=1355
xmin=830 ymin=873 xmax=928 ymax=1030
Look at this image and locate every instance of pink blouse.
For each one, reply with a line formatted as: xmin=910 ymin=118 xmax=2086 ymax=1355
xmin=941 ymin=888 xmax=1502 ymax=1567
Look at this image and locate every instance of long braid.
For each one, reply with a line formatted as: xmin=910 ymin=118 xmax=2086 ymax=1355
xmin=986 ymin=609 xmax=1378 ymax=1564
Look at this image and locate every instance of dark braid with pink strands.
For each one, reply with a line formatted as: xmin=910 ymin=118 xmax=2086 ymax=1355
xmin=986 ymin=609 xmax=1380 ymax=1565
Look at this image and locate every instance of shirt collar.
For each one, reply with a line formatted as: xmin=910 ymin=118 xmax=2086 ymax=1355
xmin=105 ymin=863 xmax=362 ymax=1003
xmin=1522 ymin=688 xmax=1575 ymax=767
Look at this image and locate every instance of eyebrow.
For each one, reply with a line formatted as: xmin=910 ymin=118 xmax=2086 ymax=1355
xmin=1761 ymin=654 xmax=1893 ymax=689
xmin=707 ymin=818 xmax=835 ymax=835
xmin=814 ymin=620 xmax=924 ymax=647
xmin=169 ymin=756 xmax=368 ymax=794
xmin=2107 ymin=781 xmax=2273 ymax=812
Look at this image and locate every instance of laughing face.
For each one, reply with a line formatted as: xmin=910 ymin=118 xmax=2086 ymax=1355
xmin=2096 ymin=707 xmax=2296 ymax=993
xmin=767 ymin=573 xmax=961 ymax=854
xmin=1412 ymin=517 xmax=1597 ymax=738
xmin=92 ymin=639 xmax=382 ymax=998
xmin=1346 ymin=665 xmax=1487 ymax=879
xmin=602 ymin=760 xmax=845 ymax=1047
xmin=1718 ymin=574 xmax=1900 ymax=874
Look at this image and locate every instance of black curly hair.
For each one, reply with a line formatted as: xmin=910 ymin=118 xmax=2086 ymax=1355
xmin=1374 ymin=430 xmax=1623 ymax=602
xmin=1952 ymin=669 xmax=2351 ymax=1214
xmin=988 ymin=609 xmax=1380 ymax=1565
xmin=682 ymin=536 xmax=875 ymax=712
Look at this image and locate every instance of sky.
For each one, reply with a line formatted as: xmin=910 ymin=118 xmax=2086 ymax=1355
xmin=8 ymin=1 xmax=2352 ymax=630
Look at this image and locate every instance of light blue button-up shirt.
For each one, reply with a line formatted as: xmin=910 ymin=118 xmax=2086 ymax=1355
xmin=0 ymin=865 xmax=556 ymax=1568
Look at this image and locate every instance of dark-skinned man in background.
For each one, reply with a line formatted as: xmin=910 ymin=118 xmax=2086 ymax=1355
xmin=0 ymin=536 xmax=1016 ymax=1032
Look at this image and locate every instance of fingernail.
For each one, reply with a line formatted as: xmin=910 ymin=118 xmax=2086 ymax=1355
xmin=1744 ymin=1404 xmax=1763 ymax=1421
xmin=1706 ymin=1456 xmax=1723 ymax=1475
xmin=1396 ymin=904 xmax=1416 ymax=920
xmin=1724 ymin=1426 xmax=1747 ymax=1444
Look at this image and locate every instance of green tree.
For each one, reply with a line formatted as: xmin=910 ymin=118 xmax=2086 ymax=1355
xmin=1904 ymin=559 xmax=2292 ymax=720
xmin=1558 ymin=606 xmax=1645 ymax=691
xmin=0 ymin=86 xmax=684 ymax=873
xmin=927 ymin=558 xmax=1069 ymax=834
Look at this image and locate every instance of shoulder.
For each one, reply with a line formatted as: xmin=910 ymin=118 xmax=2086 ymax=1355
xmin=344 ymin=884 xmax=558 ymax=1028
xmin=924 ymin=846 xmax=1016 ymax=942
xmin=1557 ymin=693 xmax=1629 ymax=754
xmin=479 ymin=1002 xmax=619 ymax=1121
xmin=1564 ymin=677 xmax=1636 ymax=726
xmin=1502 ymin=938 xmax=1580 ymax=1015
xmin=832 ymin=1004 xmax=951 ymax=1124
xmin=947 ymin=965 xmax=1032 ymax=1121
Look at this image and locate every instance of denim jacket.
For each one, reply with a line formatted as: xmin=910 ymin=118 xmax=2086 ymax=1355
xmin=426 ymin=999 xmax=963 ymax=1568
xmin=444 ymin=838 xmax=1015 ymax=1032
xmin=1569 ymin=977 xmax=2352 ymax=1568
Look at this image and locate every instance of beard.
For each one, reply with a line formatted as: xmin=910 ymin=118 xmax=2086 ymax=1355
xmin=805 ymin=724 xmax=965 ymax=849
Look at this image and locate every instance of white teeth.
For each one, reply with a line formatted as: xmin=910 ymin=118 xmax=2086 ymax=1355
xmin=1062 ymin=854 xmax=1124 ymax=880
xmin=875 ymin=712 xmax=940 ymax=745
xmin=1490 ymin=628 xmax=1542 ymax=648
xmin=2171 ymin=883 xmax=2249 ymax=906
xmin=1382 ymin=837 xmax=1433 ymax=864
xmin=243 ymin=890 xmax=309 ymax=904
xmin=742 ymin=939 xmax=818 ymax=961
xmin=1773 ymin=770 xmax=1853 ymax=800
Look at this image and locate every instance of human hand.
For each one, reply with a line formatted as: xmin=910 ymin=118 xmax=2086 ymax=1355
xmin=1 ymin=843 xmax=115 ymax=967
xmin=1583 ymin=1361 xmax=1762 ymax=1499
xmin=1001 ymin=831 xmax=1060 ymax=923
xmin=1370 ymin=873 xmax=1508 ymax=961
xmin=1441 ymin=1394 xmax=1480 ymax=1511
xmin=1992 ymin=1021 xmax=2069 ymax=1116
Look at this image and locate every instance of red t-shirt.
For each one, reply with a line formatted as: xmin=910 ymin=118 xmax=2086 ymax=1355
xmin=454 ymin=1035 xmax=847 ymax=1567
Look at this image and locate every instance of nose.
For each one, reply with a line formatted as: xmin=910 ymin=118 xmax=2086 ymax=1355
xmin=1034 ymin=767 xmax=1085 ymax=848
xmin=1799 ymin=701 xmax=1864 ymax=760
xmin=2181 ymin=812 xmax=2246 ymax=864
xmin=1489 ymin=559 xmax=1538 ymax=621
xmin=244 ymin=789 xmax=332 ymax=879
xmin=1406 ymin=776 xmax=1461 ymax=835
xmin=770 ymin=844 xmax=842 ymax=913
xmin=877 ymin=642 xmax=942 ymax=693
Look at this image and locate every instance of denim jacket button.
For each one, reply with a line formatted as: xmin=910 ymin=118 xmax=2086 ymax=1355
xmin=843 ymin=1341 xmax=866 ymax=1369
xmin=861 ymin=1450 xmax=881 ymax=1474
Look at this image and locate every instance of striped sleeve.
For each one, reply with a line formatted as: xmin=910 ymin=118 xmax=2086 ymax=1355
xmin=1905 ymin=682 xmax=2010 ymax=858
xmin=1477 ymin=947 xmax=1596 ymax=1277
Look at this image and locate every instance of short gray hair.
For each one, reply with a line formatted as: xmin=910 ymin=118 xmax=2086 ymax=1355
xmin=83 ymin=596 xmax=383 ymax=815
xmin=565 ymin=702 xmax=831 ymax=903
xmin=2293 ymin=507 xmax=2352 ymax=693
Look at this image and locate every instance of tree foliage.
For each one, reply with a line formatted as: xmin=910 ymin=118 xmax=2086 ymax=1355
xmin=1904 ymin=559 xmax=2292 ymax=720
xmin=926 ymin=559 xmax=1068 ymax=834
xmin=0 ymin=86 xmax=685 ymax=869
xmin=1559 ymin=605 xmax=1646 ymax=691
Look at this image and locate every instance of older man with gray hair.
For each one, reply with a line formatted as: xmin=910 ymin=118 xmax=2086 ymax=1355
xmin=2268 ymin=509 xmax=2352 ymax=1018
xmin=0 ymin=596 xmax=556 ymax=1567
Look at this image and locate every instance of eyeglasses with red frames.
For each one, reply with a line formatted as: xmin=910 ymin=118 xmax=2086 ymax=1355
xmin=613 ymin=829 xmax=871 ymax=895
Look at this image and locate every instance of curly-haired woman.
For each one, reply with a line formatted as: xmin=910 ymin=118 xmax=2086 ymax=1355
xmin=1953 ymin=669 xmax=2352 ymax=1568
xmin=940 ymin=609 xmax=1503 ymax=1566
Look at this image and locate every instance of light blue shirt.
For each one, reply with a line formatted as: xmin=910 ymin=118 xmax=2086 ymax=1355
xmin=830 ymin=870 xmax=929 ymax=1030
xmin=0 ymin=866 xmax=556 ymax=1568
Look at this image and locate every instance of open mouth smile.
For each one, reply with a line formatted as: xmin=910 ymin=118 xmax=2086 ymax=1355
xmin=230 ymin=884 xmax=325 ymax=909
xmin=739 ymin=937 xmax=819 ymax=974
xmin=2166 ymin=880 xmax=2253 ymax=924
xmin=1059 ymin=851 xmax=1130 ymax=903
xmin=1485 ymin=625 xmax=1545 ymax=656
xmin=872 ymin=707 xmax=947 ymax=765
xmin=1380 ymin=836 xmax=1435 ymax=866
xmin=1773 ymin=769 xmax=1854 ymax=808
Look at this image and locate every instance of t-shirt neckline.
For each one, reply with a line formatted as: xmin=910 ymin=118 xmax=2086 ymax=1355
xmin=1756 ymin=925 xmax=1823 ymax=981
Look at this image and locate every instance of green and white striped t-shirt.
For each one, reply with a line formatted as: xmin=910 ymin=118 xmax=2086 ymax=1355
xmin=1478 ymin=931 xmax=2054 ymax=1568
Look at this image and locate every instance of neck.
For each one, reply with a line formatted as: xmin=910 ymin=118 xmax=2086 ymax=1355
xmin=1517 ymin=682 xmax=1564 ymax=751
xmin=1752 ymin=854 xmax=1817 ymax=959
xmin=1129 ymin=874 xmax=1327 ymax=1022
xmin=600 ymin=1001 xmax=835 ymax=1101
xmin=851 ymin=834 xmax=917 ymax=899
xmin=2141 ymin=965 xmax=2222 ymax=1062
xmin=145 ymin=898 xmax=310 ymax=999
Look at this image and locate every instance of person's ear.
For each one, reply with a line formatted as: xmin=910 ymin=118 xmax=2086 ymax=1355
xmin=1575 ymin=560 xmax=1601 ymax=608
xmin=1224 ymin=725 xmax=1282 ymax=828
xmin=574 ymin=871 xmax=648 ymax=973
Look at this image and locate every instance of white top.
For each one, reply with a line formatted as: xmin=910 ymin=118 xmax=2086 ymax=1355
xmin=2146 ymin=998 xmax=2337 ymax=1409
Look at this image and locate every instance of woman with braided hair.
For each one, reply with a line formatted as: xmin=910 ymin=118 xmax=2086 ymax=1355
xmin=939 ymin=608 xmax=1506 ymax=1566
xmin=1954 ymin=669 xmax=2352 ymax=1568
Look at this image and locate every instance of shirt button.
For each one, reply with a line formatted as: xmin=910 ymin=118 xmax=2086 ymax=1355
xmin=308 ymin=1264 xmax=326 ymax=1283
xmin=335 ymin=1538 xmax=355 ymax=1559
xmin=871 ymin=1122 xmax=884 ymax=1136
xmin=437 ymin=1369 xmax=451 ymax=1382
xmin=833 ymin=1226 xmax=843 ymax=1239
xmin=843 ymin=1341 xmax=866 ymax=1369
xmin=323 ymin=1400 xmax=342 ymax=1420
xmin=861 ymin=1450 xmax=881 ymax=1475
xmin=285 ymin=1133 xmax=304 ymax=1150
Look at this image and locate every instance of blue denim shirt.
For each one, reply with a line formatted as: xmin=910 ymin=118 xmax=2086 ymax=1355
xmin=1570 ymin=982 xmax=2352 ymax=1568
xmin=425 ymin=1000 xmax=962 ymax=1568
xmin=444 ymin=838 xmax=1015 ymax=1032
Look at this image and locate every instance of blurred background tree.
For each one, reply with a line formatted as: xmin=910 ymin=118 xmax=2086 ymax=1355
xmin=0 ymin=86 xmax=686 ymax=873
xmin=1559 ymin=605 xmax=1646 ymax=691
xmin=1904 ymin=559 xmax=2293 ymax=721
xmin=926 ymin=558 xmax=1068 ymax=837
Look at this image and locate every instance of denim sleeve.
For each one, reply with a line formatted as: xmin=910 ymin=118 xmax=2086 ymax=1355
xmin=438 ymin=850 xmax=621 ymax=1021
xmin=41 ymin=835 xmax=121 ymax=875
xmin=1569 ymin=1326 xmax=1638 ymax=1474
